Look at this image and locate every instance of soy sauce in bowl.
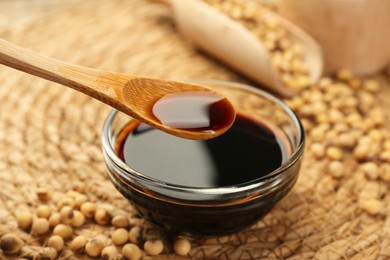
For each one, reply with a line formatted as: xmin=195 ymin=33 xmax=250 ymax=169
xmin=118 ymin=114 xmax=289 ymax=188
xmin=102 ymin=81 xmax=304 ymax=236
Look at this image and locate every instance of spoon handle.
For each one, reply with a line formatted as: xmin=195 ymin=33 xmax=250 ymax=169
xmin=0 ymin=39 xmax=129 ymax=105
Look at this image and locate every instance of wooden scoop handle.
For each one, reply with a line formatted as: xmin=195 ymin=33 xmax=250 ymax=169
xmin=0 ymin=39 xmax=131 ymax=107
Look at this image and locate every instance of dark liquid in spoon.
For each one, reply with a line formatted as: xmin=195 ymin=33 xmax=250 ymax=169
xmin=152 ymin=92 xmax=235 ymax=133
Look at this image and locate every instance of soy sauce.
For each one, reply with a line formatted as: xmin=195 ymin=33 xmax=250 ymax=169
xmin=152 ymin=92 xmax=235 ymax=132
xmin=118 ymin=114 xmax=288 ymax=187
xmin=114 ymin=113 xmax=293 ymax=236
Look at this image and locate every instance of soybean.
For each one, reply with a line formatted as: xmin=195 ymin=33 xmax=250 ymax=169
xmin=0 ymin=234 xmax=24 ymax=254
xmin=16 ymin=211 xmax=33 ymax=230
xmin=85 ymin=239 xmax=104 ymax=257
xmin=122 ymin=243 xmax=141 ymax=260
xmin=173 ymin=238 xmax=191 ymax=256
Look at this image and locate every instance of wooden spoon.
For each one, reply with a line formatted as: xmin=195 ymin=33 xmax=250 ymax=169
xmin=0 ymin=39 xmax=235 ymax=140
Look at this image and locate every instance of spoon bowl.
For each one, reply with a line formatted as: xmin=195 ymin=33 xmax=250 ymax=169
xmin=0 ymin=39 xmax=235 ymax=140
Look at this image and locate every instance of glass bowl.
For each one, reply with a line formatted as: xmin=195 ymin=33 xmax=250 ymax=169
xmin=101 ymin=80 xmax=305 ymax=236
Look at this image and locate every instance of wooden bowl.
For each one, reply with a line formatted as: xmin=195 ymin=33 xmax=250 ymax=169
xmin=278 ymin=0 xmax=390 ymax=76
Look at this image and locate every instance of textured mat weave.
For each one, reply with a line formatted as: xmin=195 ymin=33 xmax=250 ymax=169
xmin=0 ymin=0 xmax=390 ymax=259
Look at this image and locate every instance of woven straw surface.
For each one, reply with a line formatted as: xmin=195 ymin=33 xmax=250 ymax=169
xmin=0 ymin=0 xmax=390 ymax=259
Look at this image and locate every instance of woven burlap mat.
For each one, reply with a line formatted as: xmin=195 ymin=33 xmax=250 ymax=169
xmin=1 ymin=0 xmax=390 ymax=259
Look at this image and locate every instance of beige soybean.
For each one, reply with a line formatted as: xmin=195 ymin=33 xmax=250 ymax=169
xmin=71 ymin=210 xmax=85 ymax=227
xmin=37 ymin=205 xmax=52 ymax=219
xmin=32 ymin=218 xmax=50 ymax=235
xmin=361 ymin=162 xmax=379 ymax=180
xmin=362 ymin=199 xmax=382 ymax=215
xmin=80 ymin=202 xmax=97 ymax=218
xmin=47 ymin=235 xmax=64 ymax=252
xmin=74 ymin=194 xmax=88 ymax=208
xmin=368 ymin=129 xmax=384 ymax=142
xmin=0 ymin=234 xmax=24 ymax=254
xmin=326 ymin=146 xmax=343 ymax=161
xmin=129 ymin=226 xmax=142 ymax=244
xmin=16 ymin=211 xmax=33 ymax=230
xmin=336 ymin=69 xmax=353 ymax=81
xmin=111 ymin=214 xmax=129 ymax=228
xmin=60 ymin=206 xmax=74 ymax=224
xmin=337 ymin=133 xmax=356 ymax=148
xmin=53 ymin=224 xmax=73 ymax=239
xmin=363 ymin=79 xmax=381 ymax=93
xmin=70 ymin=235 xmax=87 ymax=254
xmin=48 ymin=213 xmax=61 ymax=227
xmin=144 ymin=239 xmax=164 ymax=256
xmin=101 ymin=246 xmax=119 ymax=260
xmin=73 ymin=183 xmax=86 ymax=194
xmin=173 ymin=238 xmax=191 ymax=256
xmin=85 ymin=239 xmax=104 ymax=257
xmin=94 ymin=208 xmax=111 ymax=225
xmin=122 ymin=243 xmax=141 ymax=260
xmin=353 ymin=144 xmax=371 ymax=161
xmin=310 ymin=142 xmax=326 ymax=159
xmin=327 ymin=161 xmax=345 ymax=179
xmin=112 ymin=228 xmax=129 ymax=246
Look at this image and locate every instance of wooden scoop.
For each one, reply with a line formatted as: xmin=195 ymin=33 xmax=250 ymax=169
xmin=156 ymin=0 xmax=323 ymax=96
xmin=0 ymin=39 xmax=235 ymax=140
